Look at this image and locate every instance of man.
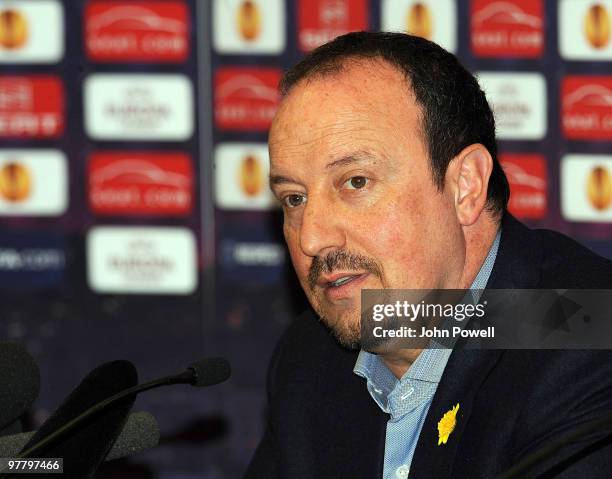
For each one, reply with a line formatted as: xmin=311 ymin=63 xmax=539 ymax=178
xmin=245 ymin=32 xmax=612 ymax=478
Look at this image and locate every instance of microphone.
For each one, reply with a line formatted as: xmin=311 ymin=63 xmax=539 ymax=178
xmin=104 ymin=411 xmax=159 ymax=462
xmin=0 ymin=360 xmax=138 ymax=479
xmin=0 ymin=411 xmax=159 ymax=461
xmin=180 ymin=357 xmax=232 ymax=387
xmin=16 ymin=358 xmax=230 ymax=460
xmin=0 ymin=342 xmax=40 ymax=433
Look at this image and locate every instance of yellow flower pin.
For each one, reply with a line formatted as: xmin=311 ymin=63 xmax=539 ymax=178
xmin=437 ymin=403 xmax=460 ymax=445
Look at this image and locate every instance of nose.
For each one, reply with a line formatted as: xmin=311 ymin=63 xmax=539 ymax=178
xmin=298 ymin=195 xmax=345 ymax=258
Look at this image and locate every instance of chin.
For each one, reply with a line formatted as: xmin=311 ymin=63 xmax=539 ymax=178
xmin=317 ymin=309 xmax=362 ymax=350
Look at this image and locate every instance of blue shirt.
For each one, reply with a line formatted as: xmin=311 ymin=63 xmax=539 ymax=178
xmin=353 ymin=230 xmax=501 ymax=479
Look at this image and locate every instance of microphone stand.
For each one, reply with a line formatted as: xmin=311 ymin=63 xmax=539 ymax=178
xmin=14 ymin=370 xmax=192 ymax=462
xmin=496 ymin=409 xmax=612 ymax=479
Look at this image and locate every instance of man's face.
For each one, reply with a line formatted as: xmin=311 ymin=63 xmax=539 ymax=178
xmin=268 ymin=60 xmax=466 ymax=348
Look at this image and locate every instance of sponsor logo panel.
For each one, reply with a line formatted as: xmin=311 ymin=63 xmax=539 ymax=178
xmin=87 ymin=226 xmax=197 ymax=294
xmin=471 ymin=0 xmax=544 ymax=58
xmin=89 ymin=152 xmax=193 ymax=216
xmin=298 ymin=0 xmax=368 ymax=52
xmin=0 ymin=232 xmax=65 ymax=288
xmin=559 ymin=0 xmax=612 ymax=60
xmin=219 ymin=221 xmax=286 ymax=284
xmin=561 ymin=155 xmax=612 ymax=222
xmin=500 ymin=154 xmax=547 ymax=219
xmin=213 ymin=0 xmax=285 ymax=54
xmin=381 ymin=0 xmax=457 ymax=53
xmin=220 ymin=239 xmax=286 ymax=284
xmin=215 ymin=143 xmax=277 ymax=210
xmin=84 ymin=74 xmax=193 ymax=140
xmin=0 ymin=0 xmax=64 ymax=63
xmin=477 ymin=72 xmax=547 ymax=140
xmin=214 ymin=67 xmax=281 ymax=131
xmin=85 ymin=1 xmax=189 ymax=62
xmin=0 ymin=149 xmax=67 ymax=216
xmin=562 ymin=76 xmax=612 ymax=140
xmin=0 ymin=75 xmax=64 ymax=138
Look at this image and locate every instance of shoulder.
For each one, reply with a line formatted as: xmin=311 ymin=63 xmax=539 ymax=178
xmin=502 ymin=350 xmax=612 ymax=448
xmin=469 ymin=349 xmax=612 ymax=475
xmin=272 ymin=309 xmax=337 ymax=367
xmin=495 ymin=213 xmax=612 ymax=288
xmin=266 ymin=309 xmax=359 ymax=397
xmin=531 ymin=226 xmax=612 ymax=288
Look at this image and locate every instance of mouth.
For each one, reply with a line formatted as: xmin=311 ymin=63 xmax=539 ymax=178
xmin=320 ymin=273 xmax=370 ymax=301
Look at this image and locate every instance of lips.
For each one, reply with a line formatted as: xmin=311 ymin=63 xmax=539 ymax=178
xmin=319 ymin=272 xmax=364 ymax=288
xmin=319 ymin=272 xmax=369 ymax=301
xmin=330 ymin=276 xmax=355 ymax=287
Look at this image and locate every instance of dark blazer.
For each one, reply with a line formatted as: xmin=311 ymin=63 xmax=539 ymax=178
xmin=245 ymin=213 xmax=612 ymax=478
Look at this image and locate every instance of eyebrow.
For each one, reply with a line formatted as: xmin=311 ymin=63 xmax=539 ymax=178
xmin=269 ymin=174 xmax=301 ymax=187
xmin=325 ymin=151 xmax=378 ymax=170
xmin=269 ymin=151 xmax=379 ymax=188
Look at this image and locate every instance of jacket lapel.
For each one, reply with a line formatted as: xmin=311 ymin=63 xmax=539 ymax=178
xmin=409 ymin=213 xmax=542 ymax=478
xmin=313 ymin=344 xmax=388 ymax=478
xmin=409 ymin=349 xmax=503 ymax=478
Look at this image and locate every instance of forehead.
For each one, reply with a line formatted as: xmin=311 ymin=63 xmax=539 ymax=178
xmin=268 ymin=59 xmax=424 ymax=164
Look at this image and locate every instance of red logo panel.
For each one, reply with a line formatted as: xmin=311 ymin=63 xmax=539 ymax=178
xmin=298 ymin=0 xmax=368 ymax=52
xmin=500 ymin=154 xmax=547 ymax=219
xmin=471 ymin=0 xmax=544 ymax=58
xmin=214 ymin=68 xmax=281 ymax=131
xmin=562 ymin=76 xmax=612 ymax=140
xmin=89 ymin=152 xmax=193 ymax=216
xmin=0 ymin=76 xmax=64 ymax=138
xmin=85 ymin=1 xmax=189 ymax=62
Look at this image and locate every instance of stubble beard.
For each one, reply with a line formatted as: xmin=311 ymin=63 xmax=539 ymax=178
xmin=315 ymin=296 xmax=362 ymax=350
xmin=305 ymin=249 xmax=385 ymax=350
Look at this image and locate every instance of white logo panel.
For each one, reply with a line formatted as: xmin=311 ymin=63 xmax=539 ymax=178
xmin=561 ymin=155 xmax=612 ymax=222
xmin=0 ymin=0 xmax=64 ymax=63
xmin=0 ymin=149 xmax=67 ymax=216
xmin=87 ymin=226 xmax=197 ymax=294
xmin=559 ymin=0 xmax=612 ymax=60
xmin=477 ymin=72 xmax=547 ymax=140
xmin=381 ymin=0 xmax=457 ymax=53
xmin=84 ymin=74 xmax=193 ymax=140
xmin=213 ymin=0 xmax=285 ymax=54
xmin=215 ymin=143 xmax=277 ymax=210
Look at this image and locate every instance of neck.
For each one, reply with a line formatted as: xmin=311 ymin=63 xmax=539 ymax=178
xmin=379 ymin=214 xmax=500 ymax=379
xmin=380 ymin=348 xmax=423 ymax=379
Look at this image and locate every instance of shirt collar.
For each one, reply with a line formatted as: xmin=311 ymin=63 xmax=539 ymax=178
xmin=353 ymin=229 xmax=502 ymax=401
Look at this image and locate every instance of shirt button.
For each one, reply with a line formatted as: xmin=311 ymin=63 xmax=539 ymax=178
xmin=395 ymin=464 xmax=409 ymax=479
xmin=400 ymin=387 xmax=415 ymax=400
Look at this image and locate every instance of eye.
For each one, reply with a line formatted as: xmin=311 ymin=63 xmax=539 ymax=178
xmin=282 ymin=194 xmax=306 ymax=208
xmin=344 ymin=176 xmax=369 ymax=190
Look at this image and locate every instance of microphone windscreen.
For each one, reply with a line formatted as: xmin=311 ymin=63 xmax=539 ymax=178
xmin=189 ymin=358 xmax=231 ymax=387
xmin=0 ymin=431 xmax=29 ymax=457
xmin=20 ymin=360 xmax=138 ymax=479
xmin=104 ymin=411 xmax=159 ymax=462
xmin=0 ymin=411 xmax=159 ymax=461
xmin=0 ymin=342 xmax=40 ymax=431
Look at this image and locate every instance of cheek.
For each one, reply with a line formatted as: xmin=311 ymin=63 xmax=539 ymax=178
xmin=378 ymin=194 xmax=427 ymax=248
xmin=284 ymin=224 xmax=309 ymax=276
xmin=376 ymin=218 xmax=426 ymax=270
xmin=366 ymin=189 xmax=446 ymax=278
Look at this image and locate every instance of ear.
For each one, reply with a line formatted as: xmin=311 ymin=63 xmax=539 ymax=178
xmin=445 ymin=144 xmax=493 ymax=226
